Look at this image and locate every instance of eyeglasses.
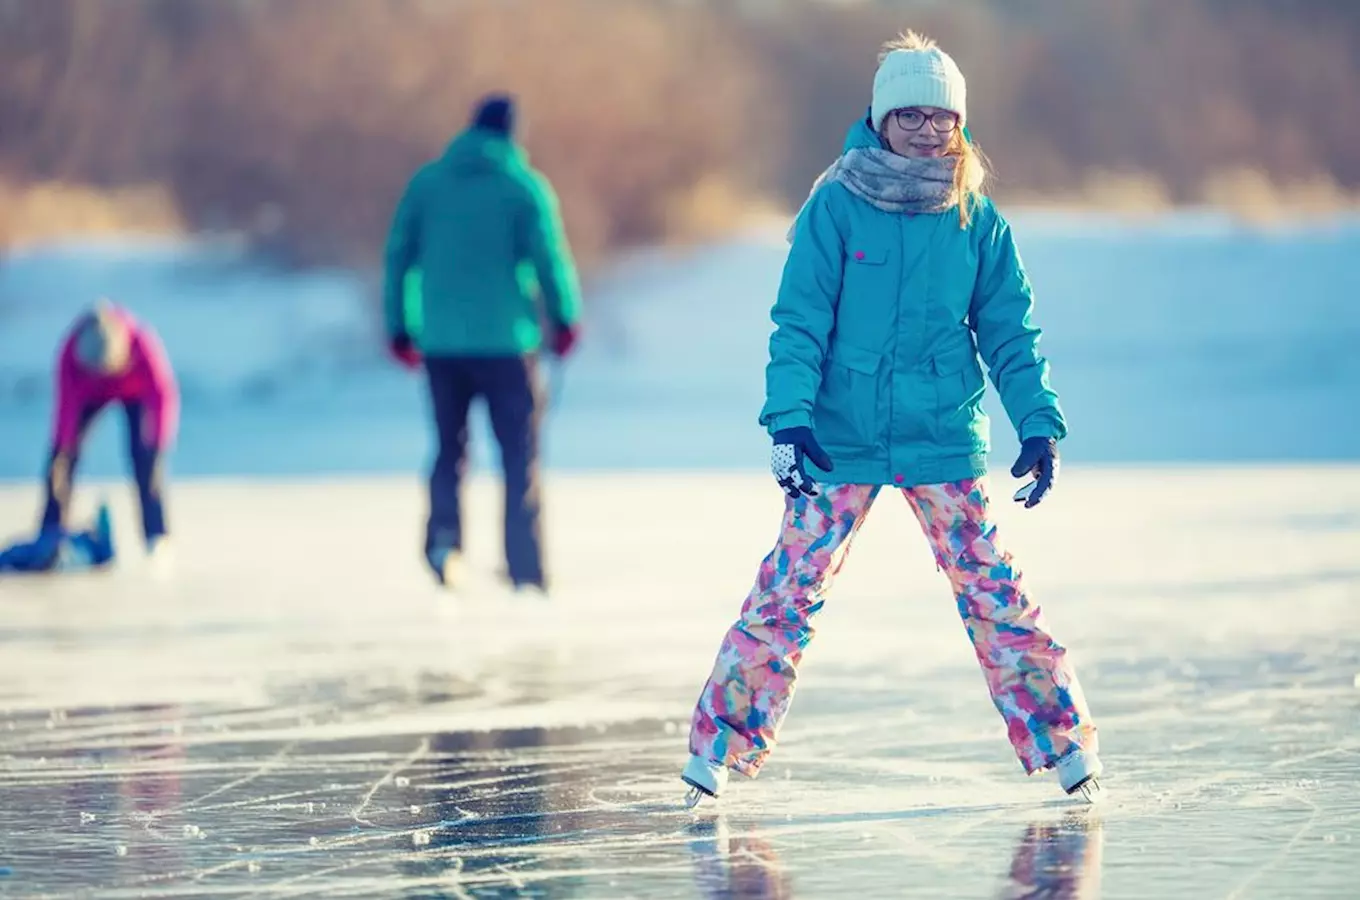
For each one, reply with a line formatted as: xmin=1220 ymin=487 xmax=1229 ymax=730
xmin=891 ymin=108 xmax=960 ymax=134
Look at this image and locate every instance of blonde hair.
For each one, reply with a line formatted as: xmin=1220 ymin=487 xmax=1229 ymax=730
xmin=879 ymin=28 xmax=937 ymax=60
xmin=950 ymin=130 xmax=989 ymax=228
xmin=878 ymin=29 xmax=990 ymax=228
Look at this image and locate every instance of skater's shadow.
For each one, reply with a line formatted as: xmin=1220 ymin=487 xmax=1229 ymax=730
xmin=685 ymin=817 xmax=794 ymax=900
xmin=996 ymin=811 xmax=1104 ymax=900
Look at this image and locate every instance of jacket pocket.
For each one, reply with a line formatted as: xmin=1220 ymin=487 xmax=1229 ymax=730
xmin=847 ymin=244 xmax=888 ymax=266
xmin=814 ymin=342 xmax=882 ymax=451
xmin=932 ymin=342 xmax=987 ymax=447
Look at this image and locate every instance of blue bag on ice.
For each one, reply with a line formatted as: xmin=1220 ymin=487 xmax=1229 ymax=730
xmin=0 ymin=503 xmax=116 ymax=574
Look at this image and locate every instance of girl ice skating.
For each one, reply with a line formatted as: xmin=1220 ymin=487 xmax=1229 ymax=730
xmin=682 ymin=30 xmax=1100 ymax=806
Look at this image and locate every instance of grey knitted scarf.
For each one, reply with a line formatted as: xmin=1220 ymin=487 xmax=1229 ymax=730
xmin=788 ymin=148 xmax=959 ymax=241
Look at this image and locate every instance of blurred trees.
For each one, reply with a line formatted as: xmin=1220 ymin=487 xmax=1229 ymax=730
xmin=2 ymin=0 xmax=1358 ymax=266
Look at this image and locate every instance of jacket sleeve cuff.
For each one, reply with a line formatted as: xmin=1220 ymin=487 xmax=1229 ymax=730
xmin=763 ymin=410 xmax=813 ymax=435
xmin=1019 ymin=417 xmax=1066 ymax=442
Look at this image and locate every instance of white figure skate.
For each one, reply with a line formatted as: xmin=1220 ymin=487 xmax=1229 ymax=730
xmin=681 ymin=754 xmax=729 ymax=809
xmin=1056 ymin=748 xmax=1104 ymax=804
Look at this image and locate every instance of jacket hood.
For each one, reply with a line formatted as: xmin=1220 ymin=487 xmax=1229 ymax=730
xmin=842 ymin=109 xmax=886 ymax=153
xmin=440 ymin=127 xmax=528 ymax=172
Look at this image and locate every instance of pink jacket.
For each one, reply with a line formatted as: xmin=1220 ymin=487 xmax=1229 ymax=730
xmin=52 ymin=307 xmax=179 ymax=453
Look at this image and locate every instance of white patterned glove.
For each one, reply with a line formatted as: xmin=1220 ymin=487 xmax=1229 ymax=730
xmin=770 ymin=426 xmax=834 ymax=498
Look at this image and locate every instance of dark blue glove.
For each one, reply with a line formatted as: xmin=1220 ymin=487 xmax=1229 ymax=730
xmin=1010 ymin=436 xmax=1059 ymax=508
xmin=771 ymin=427 xmax=834 ymax=498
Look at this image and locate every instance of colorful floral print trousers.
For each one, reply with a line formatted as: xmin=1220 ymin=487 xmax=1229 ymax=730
xmin=688 ymin=478 xmax=1097 ymax=778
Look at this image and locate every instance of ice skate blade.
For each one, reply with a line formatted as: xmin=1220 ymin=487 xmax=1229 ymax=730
xmin=682 ymin=778 xmax=716 ymax=810
xmin=1070 ymin=776 xmax=1103 ymax=805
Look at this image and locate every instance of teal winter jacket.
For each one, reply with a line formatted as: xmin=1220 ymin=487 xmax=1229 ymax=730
xmin=760 ymin=118 xmax=1066 ymax=487
xmin=383 ymin=127 xmax=581 ymax=356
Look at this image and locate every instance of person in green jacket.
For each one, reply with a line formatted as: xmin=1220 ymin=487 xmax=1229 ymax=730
xmin=384 ymin=93 xmax=582 ymax=593
xmin=681 ymin=31 xmax=1101 ymax=807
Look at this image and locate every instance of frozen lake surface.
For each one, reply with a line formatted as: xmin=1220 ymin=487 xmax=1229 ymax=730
xmin=2 ymin=468 xmax=1358 ymax=897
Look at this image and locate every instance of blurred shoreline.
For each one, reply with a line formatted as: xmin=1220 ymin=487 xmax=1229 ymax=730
xmin=2 ymin=214 xmax=1357 ymax=479
xmin=5 ymin=0 xmax=1358 ymax=268
xmin=5 ymin=186 xmax=1360 ymax=266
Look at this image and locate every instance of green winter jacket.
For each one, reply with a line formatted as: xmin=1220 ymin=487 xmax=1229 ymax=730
xmin=761 ymin=118 xmax=1066 ymax=487
xmin=383 ymin=128 xmax=581 ymax=356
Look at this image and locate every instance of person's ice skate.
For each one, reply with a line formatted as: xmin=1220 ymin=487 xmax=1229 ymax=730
xmin=513 ymin=583 xmax=549 ymax=600
xmin=1056 ymin=747 xmax=1104 ymax=804
xmin=681 ymin=754 xmax=728 ymax=809
xmin=145 ymin=533 xmax=174 ymax=578
xmin=426 ymin=546 xmax=460 ymax=589
xmin=494 ymin=565 xmax=551 ymax=599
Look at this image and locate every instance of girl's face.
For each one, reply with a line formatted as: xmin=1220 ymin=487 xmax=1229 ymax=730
xmin=881 ymin=106 xmax=961 ymax=158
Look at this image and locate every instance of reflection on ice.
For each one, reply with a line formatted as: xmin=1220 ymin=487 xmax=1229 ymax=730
xmin=683 ymin=812 xmax=1104 ymax=900
xmin=687 ymin=818 xmax=795 ymax=900
xmin=998 ymin=814 xmax=1104 ymax=900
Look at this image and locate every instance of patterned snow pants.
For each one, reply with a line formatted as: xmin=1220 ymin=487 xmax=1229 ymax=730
xmin=688 ymin=478 xmax=1097 ymax=778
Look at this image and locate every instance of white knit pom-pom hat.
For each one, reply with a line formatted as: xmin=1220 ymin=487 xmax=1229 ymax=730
xmin=871 ymin=46 xmax=967 ymax=132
